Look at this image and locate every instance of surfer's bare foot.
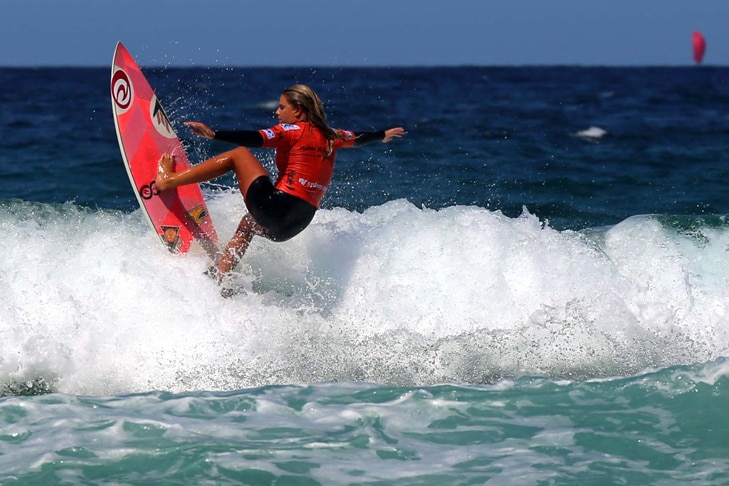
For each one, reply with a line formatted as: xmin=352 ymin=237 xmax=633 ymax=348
xmin=155 ymin=154 xmax=175 ymax=191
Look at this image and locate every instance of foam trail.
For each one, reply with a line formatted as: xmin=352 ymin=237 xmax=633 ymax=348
xmin=1 ymin=195 xmax=728 ymax=394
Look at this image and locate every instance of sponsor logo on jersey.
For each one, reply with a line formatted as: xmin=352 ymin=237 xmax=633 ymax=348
xmin=280 ymin=123 xmax=301 ymax=131
xmin=298 ymin=178 xmax=328 ymax=192
xmin=262 ymin=129 xmax=276 ymax=139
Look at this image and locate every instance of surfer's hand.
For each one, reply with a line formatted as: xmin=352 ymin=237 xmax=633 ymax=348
xmin=185 ymin=121 xmax=216 ymax=140
xmin=383 ymin=127 xmax=406 ymax=143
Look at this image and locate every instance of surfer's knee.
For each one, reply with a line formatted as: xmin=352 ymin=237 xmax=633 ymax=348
xmin=229 ymin=147 xmax=261 ymax=167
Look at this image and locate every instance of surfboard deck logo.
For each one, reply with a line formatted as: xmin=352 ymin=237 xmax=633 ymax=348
xmin=111 ymin=69 xmax=133 ymax=113
xmin=110 ymin=42 xmax=219 ymax=258
xmin=150 ymin=95 xmax=176 ymax=139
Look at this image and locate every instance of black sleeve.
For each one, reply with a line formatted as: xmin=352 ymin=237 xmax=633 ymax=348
xmin=353 ymin=131 xmax=386 ymax=146
xmin=213 ymin=130 xmax=264 ymax=148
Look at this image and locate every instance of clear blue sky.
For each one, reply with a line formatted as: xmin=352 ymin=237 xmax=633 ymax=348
xmin=2 ymin=0 xmax=728 ymax=67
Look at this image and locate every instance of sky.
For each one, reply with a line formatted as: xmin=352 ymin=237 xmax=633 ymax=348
xmin=2 ymin=0 xmax=728 ymax=67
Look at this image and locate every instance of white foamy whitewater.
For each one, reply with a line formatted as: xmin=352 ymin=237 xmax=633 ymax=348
xmin=1 ymin=192 xmax=728 ymax=395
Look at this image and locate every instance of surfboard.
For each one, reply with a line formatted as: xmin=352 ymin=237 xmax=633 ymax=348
xmin=110 ymin=42 xmax=219 ymax=258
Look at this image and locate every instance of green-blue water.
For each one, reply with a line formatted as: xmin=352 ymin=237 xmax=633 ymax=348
xmin=3 ymin=366 xmax=729 ymax=484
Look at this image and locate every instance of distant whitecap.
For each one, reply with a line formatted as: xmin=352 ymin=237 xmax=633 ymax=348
xmin=574 ymin=126 xmax=607 ymax=139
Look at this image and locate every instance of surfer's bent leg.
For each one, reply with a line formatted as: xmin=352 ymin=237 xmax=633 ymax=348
xmin=156 ymin=147 xmax=267 ymax=194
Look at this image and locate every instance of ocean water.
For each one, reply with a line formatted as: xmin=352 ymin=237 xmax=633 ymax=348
xmin=1 ymin=64 xmax=729 ymax=484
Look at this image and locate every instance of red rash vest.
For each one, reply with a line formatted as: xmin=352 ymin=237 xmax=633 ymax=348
xmin=258 ymin=122 xmax=356 ymax=208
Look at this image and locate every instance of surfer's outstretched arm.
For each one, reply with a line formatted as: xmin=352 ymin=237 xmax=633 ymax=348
xmin=185 ymin=121 xmax=265 ymax=147
xmin=382 ymin=127 xmax=406 ymax=143
xmin=185 ymin=121 xmax=216 ymax=139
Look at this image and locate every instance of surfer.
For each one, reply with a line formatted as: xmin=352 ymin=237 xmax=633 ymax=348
xmin=156 ymin=84 xmax=405 ymax=286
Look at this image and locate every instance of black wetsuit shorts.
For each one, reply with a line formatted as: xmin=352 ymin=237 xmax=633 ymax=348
xmin=245 ymin=176 xmax=317 ymax=242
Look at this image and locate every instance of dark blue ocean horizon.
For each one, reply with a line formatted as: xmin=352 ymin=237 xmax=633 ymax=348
xmin=3 ymin=65 xmax=729 ymax=229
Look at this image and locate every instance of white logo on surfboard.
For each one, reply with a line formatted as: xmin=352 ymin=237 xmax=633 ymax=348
xmin=111 ymin=68 xmax=133 ymax=115
xmin=150 ymin=95 xmax=176 ymax=139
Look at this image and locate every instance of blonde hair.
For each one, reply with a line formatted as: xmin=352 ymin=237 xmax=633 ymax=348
xmin=282 ymin=84 xmax=348 ymax=156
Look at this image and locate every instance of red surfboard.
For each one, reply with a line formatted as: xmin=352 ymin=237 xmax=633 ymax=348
xmin=111 ymin=42 xmax=219 ymax=258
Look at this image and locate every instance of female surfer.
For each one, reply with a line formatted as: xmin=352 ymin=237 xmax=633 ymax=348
xmin=156 ymin=84 xmax=405 ymax=288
